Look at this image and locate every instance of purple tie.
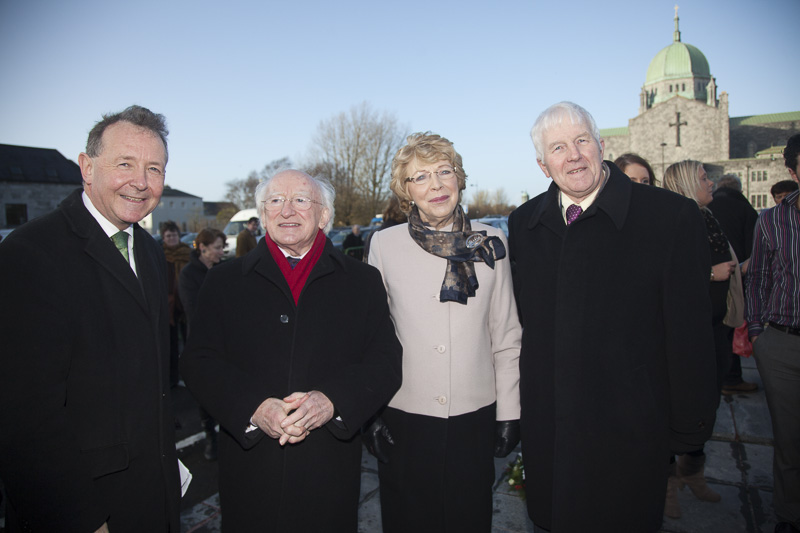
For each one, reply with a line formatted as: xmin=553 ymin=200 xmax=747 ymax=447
xmin=566 ymin=204 xmax=583 ymax=225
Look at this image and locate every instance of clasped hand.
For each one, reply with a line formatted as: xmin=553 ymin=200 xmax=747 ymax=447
xmin=252 ymin=391 xmax=334 ymax=446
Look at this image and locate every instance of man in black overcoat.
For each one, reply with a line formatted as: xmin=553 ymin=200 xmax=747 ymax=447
xmin=181 ymin=170 xmax=402 ymax=532
xmin=0 ymin=106 xmax=181 ymax=532
xmin=508 ymin=102 xmax=718 ymax=532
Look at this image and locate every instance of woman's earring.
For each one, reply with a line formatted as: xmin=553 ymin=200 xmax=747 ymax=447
xmin=410 ymin=201 xmax=415 ymax=206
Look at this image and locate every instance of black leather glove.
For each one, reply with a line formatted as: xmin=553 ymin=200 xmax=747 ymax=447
xmin=494 ymin=420 xmax=520 ymax=458
xmin=363 ymin=416 xmax=394 ymax=463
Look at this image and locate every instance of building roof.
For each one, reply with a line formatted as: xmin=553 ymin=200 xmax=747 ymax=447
xmin=730 ymin=111 xmax=800 ymax=127
xmin=599 ymin=127 xmax=629 ymax=137
xmin=645 ymin=12 xmax=710 ymax=85
xmin=203 ymin=201 xmax=238 ymax=217
xmin=161 ymin=185 xmax=201 ymax=199
xmin=0 ymin=144 xmax=82 ymax=185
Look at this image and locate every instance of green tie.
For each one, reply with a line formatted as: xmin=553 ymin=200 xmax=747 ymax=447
xmin=111 ymin=231 xmax=130 ymax=263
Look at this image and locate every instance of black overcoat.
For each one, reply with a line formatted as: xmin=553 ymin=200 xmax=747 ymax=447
xmin=508 ymin=163 xmax=718 ymax=532
xmin=181 ymin=238 xmax=402 ymax=533
xmin=0 ymin=189 xmax=181 ymax=532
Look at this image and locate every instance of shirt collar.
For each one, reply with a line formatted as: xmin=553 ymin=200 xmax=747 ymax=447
xmin=82 ymin=191 xmax=134 ymax=239
xmin=559 ymin=163 xmax=609 ymax=221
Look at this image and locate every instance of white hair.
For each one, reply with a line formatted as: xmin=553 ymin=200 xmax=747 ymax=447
xmin=530 ymin=101 xmax=601 ymax=162
xmin=254 ymin=170 xmax=336 ymax=234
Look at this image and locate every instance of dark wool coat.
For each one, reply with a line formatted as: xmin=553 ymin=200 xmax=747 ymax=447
xmin=181 ymin=238 xmax=402 ymax=533
xmin=0 ymin=189 xmax=181 ymax=532
xmin=508 ymin=163 xmax=718 ymax=533
xmin=707 ymin=187 xmax=759 ymax=262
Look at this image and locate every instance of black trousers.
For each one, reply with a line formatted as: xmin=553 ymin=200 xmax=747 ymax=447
xmin=378 ymin=404 xmax=496 ymax=533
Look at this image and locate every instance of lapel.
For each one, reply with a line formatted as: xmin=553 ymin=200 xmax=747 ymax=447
xmin=579 ymin=162 xmax=631 ymax=231
xmin=133 ymin=224 xmax=163 ymax=317
xmin=61 ymin=189 xmax=149 ymax=312
xmin=527 ymin=182 xmax=567 ymax=239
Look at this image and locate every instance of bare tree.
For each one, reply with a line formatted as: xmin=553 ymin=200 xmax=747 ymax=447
xmin=310 ymin=102 xmax=406 ymax=226
xmin=224 ymin=157 xmax=292 ymax=210
xmin=467 ymin=188 xmax=516 ymax=219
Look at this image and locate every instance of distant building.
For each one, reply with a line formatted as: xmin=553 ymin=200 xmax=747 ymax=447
xmin=0 ymin=144 xmax=82 ymax=228
xmin=144 ymin=186 xmax=203 ymax=234
xmin=600 ymin=9 xmax=799 ymax=210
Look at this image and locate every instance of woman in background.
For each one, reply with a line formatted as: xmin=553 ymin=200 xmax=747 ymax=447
xmin=160 ymin=221 xmax=191 ymax=388
xmin=615 ymin=153 xmax=657 ymax=186
xmin=179 ymin=227 xmax=226 ymax=460
xmin=662 ymin=160 xmax=742 ymax=518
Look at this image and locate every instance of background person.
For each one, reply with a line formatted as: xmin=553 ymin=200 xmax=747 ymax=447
xmin=236 ymin=216 xmax=259 ymax=257
xmin=367 ymin=132 xmax=521 ymax=532
xmin=662 ymin=160 xmax=745 ymax=517
xmin=509 ymin=102 xmax=717 ymax=532
xmin=771 ymin=179 xmax=799 ymax=205
xmin=179 ymin=228 xmax=226 ymax=460
xmin=161 ymin=220 xmax=191 ymax=388
xmin=342 ymin=223 xmax=364 ymax=259
xmin=745 ymin=134 xmax=800 ymax=533
xmin=181 ymin=170 xmax=402 ymax=532
xmin=0 ymin=105 xmax=180 ymax=532
xmin=614 ymin=152 xmax=657 ymax=186
xmin=707 ymin=174 xmax=759 ymax=394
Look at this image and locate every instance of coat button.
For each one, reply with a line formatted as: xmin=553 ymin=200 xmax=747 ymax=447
xmin=280 ymin=314 xmax=289 ymax=324
xmin=437 ymin=395 xmax=447 ymax=405
xmin=436 ymin=345 xmax=446 ymax=353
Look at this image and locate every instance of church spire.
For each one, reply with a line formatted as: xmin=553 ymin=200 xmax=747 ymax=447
xmin=673 ymin=5 xmax=681 ymax=42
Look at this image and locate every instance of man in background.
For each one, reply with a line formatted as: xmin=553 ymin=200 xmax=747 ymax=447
xmin=236 ymin=216 xmax=259 ymax=257
xmin=746 ymin=133 xmax=800 ymax=533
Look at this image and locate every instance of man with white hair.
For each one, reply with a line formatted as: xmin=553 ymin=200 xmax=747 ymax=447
xmin=181 ymin=169 xmax=402 ymax=532
xmin=508 ymin=102 xmax=718 ymax=532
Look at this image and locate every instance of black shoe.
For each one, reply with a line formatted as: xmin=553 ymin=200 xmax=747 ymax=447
xmin=775 ymin=522 xmax=800 ymax=533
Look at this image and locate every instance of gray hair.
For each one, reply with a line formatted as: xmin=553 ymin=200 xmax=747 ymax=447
xmin=254 ymin=170 xmax=336 ymax=234
xmin=86 ymin=105 xmax=169 ymax=163
xmin=530 ymin=101 xmax=601 ymax=163
xmin=717 ymin=174 xmax=742 ymax=192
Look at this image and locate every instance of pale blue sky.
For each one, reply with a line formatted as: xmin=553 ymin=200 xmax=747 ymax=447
xmin=1 ymin=0 xmax=797 ymax=205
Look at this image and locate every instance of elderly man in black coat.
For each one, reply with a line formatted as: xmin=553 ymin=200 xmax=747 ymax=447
xmin=181 ymin=169 xmax=402 ymax=532
xmin=0 ymin=106 xmax=181 ymax=532
xmin=508 ymin=102 xmax=718 ymax=532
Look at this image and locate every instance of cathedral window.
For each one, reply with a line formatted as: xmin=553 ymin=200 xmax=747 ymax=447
xmin=682 ymin=83 xmax=686 ymax=91
xmin=669 ymin=85 xmax=673 ymax=92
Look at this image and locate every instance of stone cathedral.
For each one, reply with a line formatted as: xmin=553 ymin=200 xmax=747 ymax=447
xmin=600 ymin=9 xmax=799 ymax=210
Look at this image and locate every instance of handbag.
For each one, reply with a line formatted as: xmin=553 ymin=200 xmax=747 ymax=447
xmin=732 ymin=321 xmax=753 ymax=358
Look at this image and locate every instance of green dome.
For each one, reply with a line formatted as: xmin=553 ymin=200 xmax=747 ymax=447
xmin=645 ymin=41 xmax=710 ymax=84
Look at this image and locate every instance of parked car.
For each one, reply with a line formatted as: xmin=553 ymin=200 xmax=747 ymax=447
xmin=181 ymin=232 xmax=198 ymax=248
xmin=472 ymin=216 xmax=508 ymax=237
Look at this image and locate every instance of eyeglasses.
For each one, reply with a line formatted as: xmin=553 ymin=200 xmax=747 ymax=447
xmin=261 ymin=196 xmax=322 ymax=211
xmin=405 ymin=166 xmax=458 ymax=186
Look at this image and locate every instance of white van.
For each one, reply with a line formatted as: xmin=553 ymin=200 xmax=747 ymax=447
xmin=222 ymin=208 xmax=261 ymax=259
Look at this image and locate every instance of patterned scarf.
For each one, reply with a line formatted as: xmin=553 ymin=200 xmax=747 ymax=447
xmin=407 ymin=204 xmax=506 ymax=304
xmin=701 ymin=207 xmax=730 ymax=255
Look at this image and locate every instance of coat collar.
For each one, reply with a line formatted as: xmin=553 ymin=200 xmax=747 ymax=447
xmin=60 ymin=189 xmax=150 ymax=311
xmin=526 ymin=161 xmax=632 ymax=234
xmin=243 ymin=237 xmax=347 ymax=302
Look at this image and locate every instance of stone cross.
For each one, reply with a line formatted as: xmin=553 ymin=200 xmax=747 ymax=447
xmin=669 ymin=112 xmax=688 ymax=147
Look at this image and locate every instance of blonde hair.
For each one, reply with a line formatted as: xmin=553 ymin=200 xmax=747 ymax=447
xmin=662 ymin=160 xmax=705 ymax=206
xmin=389 ymin=132 xmax=466 ymax=213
